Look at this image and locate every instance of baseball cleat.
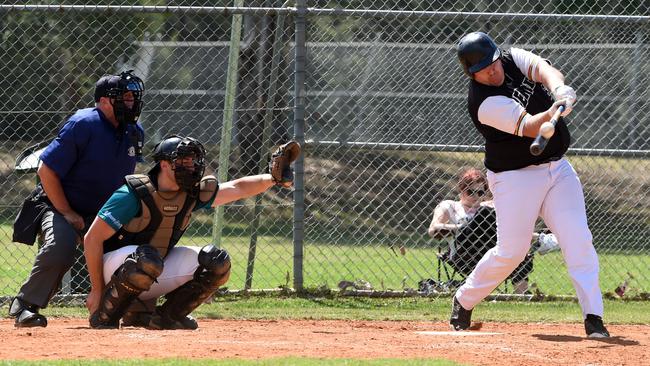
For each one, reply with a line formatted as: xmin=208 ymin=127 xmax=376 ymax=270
xmin=584 ymin=314 xmax=609 ymax=338
xmin=450 ymin=296 xmax=473 ymax=331
xmin=148 ymin=311 xmax=199 ymax=330
xmin=89 ymin=310 xmax=119 ymax=329
xmin=122 ymin=311 xmax=154 ymax=328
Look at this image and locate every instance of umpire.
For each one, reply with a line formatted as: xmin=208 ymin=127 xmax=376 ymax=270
xmin=83 ymin=136 xmax=299 ymax=329
xmin=9 ymin=71 xmax=145 ymax=327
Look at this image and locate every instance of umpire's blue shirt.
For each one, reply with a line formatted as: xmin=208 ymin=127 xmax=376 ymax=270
xmin=40 ymin=107 xmax=144 ymax=217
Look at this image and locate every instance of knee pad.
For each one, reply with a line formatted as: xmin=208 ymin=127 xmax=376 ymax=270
xmin=196 ymin=245 xmax=231 ymax=289
xmin=198 ymin=245 xmax=231 ymax=275
xmin=119 ymin=244 xmax=164 ymax=291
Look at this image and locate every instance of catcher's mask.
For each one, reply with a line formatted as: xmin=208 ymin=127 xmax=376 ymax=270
xmin=152 ymin=135 xmax=206 ymax=192
xmin=457 ymin=32 xmax=501 ymax=77
xmin=95 ymin=70 xmax=145 ymax=126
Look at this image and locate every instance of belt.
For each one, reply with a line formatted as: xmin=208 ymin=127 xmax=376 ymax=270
xmin=534 ymin=155 xmax=562 ymax=165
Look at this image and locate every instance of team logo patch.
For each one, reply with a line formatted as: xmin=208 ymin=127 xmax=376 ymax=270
xmin=163 ymin=205 xmax=179 ymax=212
xmin=128 ymin=146 xmax=136 ymax=157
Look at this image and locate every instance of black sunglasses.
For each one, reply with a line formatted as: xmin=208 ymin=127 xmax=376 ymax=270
xmin=465 ymin=188 xmax=486 ymax=196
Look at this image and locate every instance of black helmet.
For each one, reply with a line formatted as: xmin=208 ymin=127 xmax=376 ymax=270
xmin=152 ymin=135 xmax=206 ymax=192
xmin=457 ymin=32 xmax=501 ymax=77
xmin=95 ymin=70 xmax=145 ymax=126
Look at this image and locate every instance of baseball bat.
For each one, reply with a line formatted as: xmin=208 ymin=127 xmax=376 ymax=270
xmin=529 ymin=105 xmax=565 ymax=156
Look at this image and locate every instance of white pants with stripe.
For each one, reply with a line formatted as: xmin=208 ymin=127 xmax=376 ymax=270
xmin=455 ymin=158 xmax=604 ymax=318
xmin=103 ymin=245 xmax=201 ymax=300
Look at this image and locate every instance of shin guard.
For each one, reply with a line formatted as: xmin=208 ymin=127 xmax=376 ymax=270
xmin=150 ymin=245 xmax=230 ymax=330
xmin=90 ymin=245 xmax=163 ymax=328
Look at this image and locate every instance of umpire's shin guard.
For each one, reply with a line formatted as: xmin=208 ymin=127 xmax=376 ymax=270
xmin=90 ymin=245 xmax=163 ymax=329
xmin=150 ymin=246 xmax=230 ymax=330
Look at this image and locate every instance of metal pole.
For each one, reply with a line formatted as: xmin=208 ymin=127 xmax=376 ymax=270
xmin=626 ymin=30 xmax=643 ymax=149
xmin=292 ymin=0 xmax=307 ymax=291
xmin=212 ymin=0 xmax=245 ymax=247
xmin=245 ymin=1 xmax=289 ymax=290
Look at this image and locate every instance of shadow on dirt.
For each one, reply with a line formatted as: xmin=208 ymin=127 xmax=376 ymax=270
xmin=533 ymin=334 xmax=639 ymax=346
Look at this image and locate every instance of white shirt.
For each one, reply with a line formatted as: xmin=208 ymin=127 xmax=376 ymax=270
xmin=477 ymin=48 xmax=545 ymax=137
xmin=436 ymin=200 xmax=478 ymax=226
xmin=434 ymin=200 xmax=481 ymax=258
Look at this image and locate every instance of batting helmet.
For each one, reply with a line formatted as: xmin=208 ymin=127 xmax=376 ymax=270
xmin=152 ymin=135 xmax=206 ymax=192
xmin=457 ymin=32 xmax=501 ymax=77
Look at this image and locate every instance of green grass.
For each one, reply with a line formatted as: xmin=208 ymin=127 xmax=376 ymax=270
xmin=0 ymin=359 xmax=461 ymax=366
xmin=1 ymin=222 xmax=649 ymax=297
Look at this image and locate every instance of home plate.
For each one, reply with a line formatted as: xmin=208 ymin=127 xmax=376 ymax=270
xmin=416 ymin=331 xmax=503 ymax=336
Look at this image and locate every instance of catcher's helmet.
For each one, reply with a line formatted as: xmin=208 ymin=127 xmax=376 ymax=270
xmin=152 ymin=135 xmax=206 ymax=192
xmin=457 ymin=32 xmax=501 ymax=77
xmin=95 ymin=70 xmax=145 ymax=126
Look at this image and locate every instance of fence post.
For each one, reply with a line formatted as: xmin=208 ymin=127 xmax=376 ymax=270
xmin=212 ymin=0 xmax=245 ymax=247
xmin=626 ymin=29 xmax=644 ymax=149
xmin=292 ymin=0 xmax=307 ymax=291
xmin=245 ymin=2 xmax=290 ymax=290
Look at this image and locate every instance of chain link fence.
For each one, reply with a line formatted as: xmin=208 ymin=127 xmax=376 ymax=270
xmin=0 ymin=1 xmax=648 ymax=306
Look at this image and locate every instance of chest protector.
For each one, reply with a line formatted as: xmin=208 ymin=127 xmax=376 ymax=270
xmin=105 ymin=174 xmax=218 ymax=257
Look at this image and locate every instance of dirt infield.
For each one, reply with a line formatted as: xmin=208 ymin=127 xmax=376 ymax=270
xmin=0 ymin=318 xmax=647 ymax=364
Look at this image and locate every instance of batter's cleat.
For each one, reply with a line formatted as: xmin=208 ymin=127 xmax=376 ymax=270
xmin=585 ymin=314 xmax=610 ymax=338
xmin=449 ymin=296 xmax=472 ymax=331
xmin=148 ymin=310 xmax=198 ymax=330
xmin=9 ymin=298 xmax=47 ymax=328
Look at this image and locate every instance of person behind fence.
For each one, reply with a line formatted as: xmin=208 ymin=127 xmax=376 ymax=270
xmin=427 ymin=167 xmax=559 ymax=295
xmin=82 ymin=136 xmax=300 ymax=329
xmin=451 ymin=31 xmax=609 ymax=338
xmin=9 ymin=71 xmax=145 ymax=328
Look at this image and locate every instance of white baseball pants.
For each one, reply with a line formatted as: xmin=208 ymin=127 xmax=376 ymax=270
xmin=456 ymin=158 xmax=604 ymax=318
xmin=103 ymin=245 xmax=201 ymax=300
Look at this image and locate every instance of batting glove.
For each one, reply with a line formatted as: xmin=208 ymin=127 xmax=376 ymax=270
xmin=552 ymin=85 xmax=577 ymax=116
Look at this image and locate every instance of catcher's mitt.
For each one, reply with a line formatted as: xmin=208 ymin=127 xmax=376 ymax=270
xmin=269 ymin=141 xmax=301 ymax=187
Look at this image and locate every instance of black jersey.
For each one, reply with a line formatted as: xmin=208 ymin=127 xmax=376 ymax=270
xmin=467 ymin=49 xmax=570 ymax=172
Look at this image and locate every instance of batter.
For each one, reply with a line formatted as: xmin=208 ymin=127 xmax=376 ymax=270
xmin=450 ymin=31 xmax=609 ymax=338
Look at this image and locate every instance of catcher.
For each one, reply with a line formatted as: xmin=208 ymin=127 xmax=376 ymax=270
xmin=83 ymin=135 xmax=300 ymax=329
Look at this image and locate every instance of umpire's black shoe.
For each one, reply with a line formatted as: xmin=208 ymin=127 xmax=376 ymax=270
xmin=585 ymin=314 xmax=609 ymax=338
xmin=9 ymin=298 xmax=47 ymax=328
xmin=450 ymin=296 xmax=472 ymax=331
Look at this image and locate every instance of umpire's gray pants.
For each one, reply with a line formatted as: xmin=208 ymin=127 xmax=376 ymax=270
xmin=16 ymin=210 xmax=83 ymax=309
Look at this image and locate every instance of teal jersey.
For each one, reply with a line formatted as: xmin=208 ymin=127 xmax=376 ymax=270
xmin=98 ymin=184 xmax=215 ymax=231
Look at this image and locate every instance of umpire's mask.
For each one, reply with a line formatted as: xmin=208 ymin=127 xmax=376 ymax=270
xmin=95 ymin=70 xmax=145 ymax=126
